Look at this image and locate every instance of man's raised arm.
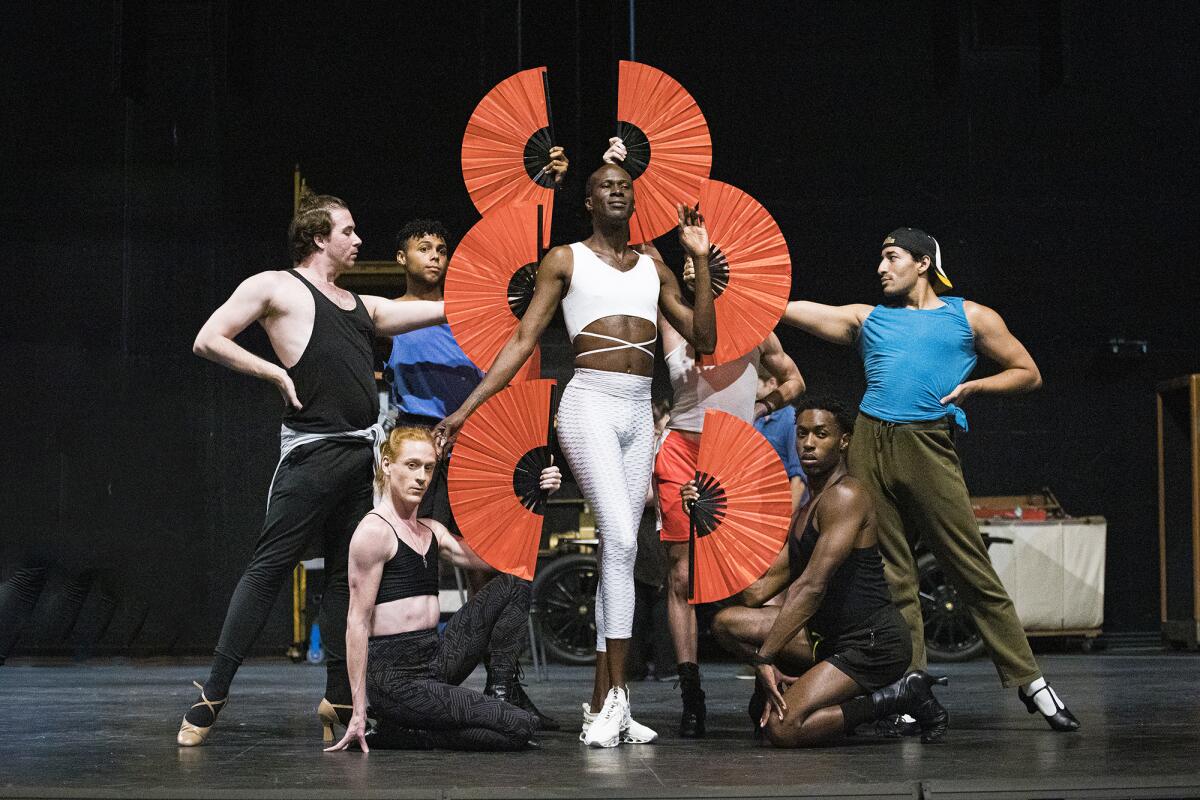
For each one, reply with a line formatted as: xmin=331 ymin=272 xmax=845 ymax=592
xmin=362 ymin=296 xmax=446 ymax=337
xmin=433 ymin=246 xmax=570 ymax=447
xmin=781 ymin=301 xmax=873 ymax=346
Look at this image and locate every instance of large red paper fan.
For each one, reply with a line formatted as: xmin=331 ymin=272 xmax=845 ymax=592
xmin=688 ymin=409 xmax=792 ymax=604
xmin=617 ymin=60 xmax=713 ymax=244
xmin=447 ymin=379 xmax=557 ymax=580
xmin=445 ymin=202 xmax=542 ymax=380
xmin=462 ymin=67 xmax=556 ymax=248
xmin=697 ymin=179 xmax=792 ymax=364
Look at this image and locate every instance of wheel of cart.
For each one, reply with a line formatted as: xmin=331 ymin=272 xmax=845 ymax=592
xmin=916 ymin=534 xmax=1012 ymax=663
xmin=531 ymin=552 xmax=599 ymax=666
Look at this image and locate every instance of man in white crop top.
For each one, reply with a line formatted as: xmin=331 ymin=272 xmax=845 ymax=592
xmin=436 ymin=163 xmax=718 ymax=748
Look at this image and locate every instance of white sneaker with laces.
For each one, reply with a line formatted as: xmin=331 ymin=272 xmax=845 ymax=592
xmin=579 ymin=692 xmax=658 ymax=744
xmin=582 ymin=688 xmax=623 ymax=748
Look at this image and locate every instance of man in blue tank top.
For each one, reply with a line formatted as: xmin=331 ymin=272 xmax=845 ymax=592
xmin=782 ymin=228 xmax=1079 ymax=733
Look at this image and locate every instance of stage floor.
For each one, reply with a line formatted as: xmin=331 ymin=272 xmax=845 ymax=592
xmin=2 ymin=653 xmax=1199 ymax=799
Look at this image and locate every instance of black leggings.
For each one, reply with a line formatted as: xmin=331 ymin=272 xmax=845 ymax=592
xmin=211 ymin=439 xmax=373 ymax=698
xmin=366 ymin=574 xmax=537 ymax=751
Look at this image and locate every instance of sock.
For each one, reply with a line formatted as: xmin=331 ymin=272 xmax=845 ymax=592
xmin=1021 ymin=677 xmax=1063 ymax=715
xmin=839 ymin=695 xmax=875 ymax=734
xmin=677 ymin=662 xmax=704 ymax=699
xmin=184 ymin=653 xmax=238 ymax=726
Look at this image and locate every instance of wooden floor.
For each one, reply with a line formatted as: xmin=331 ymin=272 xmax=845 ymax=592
xmin=2 ymin=652 xmax=1199 ymax=799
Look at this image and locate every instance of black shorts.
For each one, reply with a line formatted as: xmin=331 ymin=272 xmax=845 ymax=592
xmin=814 ymin=604 xmax=911 ymax=691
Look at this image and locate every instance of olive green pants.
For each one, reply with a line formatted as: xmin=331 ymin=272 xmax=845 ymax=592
xmin=848 ymin=414 xmax=1040 ymax=688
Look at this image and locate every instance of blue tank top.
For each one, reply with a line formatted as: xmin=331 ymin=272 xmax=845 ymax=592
xmin=385 ymin=324 xmax=483 ymax=422
xmin=858 ymin=296 xmax=977 ymax=430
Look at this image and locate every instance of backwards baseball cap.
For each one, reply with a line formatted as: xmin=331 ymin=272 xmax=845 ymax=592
xmin=882 ymin=228 xmax=952 ymax=290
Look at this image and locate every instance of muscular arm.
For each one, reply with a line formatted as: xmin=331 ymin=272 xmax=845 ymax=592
xmin=435 ymin=247 xmax=568 ymax=441
xmin=361 ymin=296 xmax=446 ymax=337
xmin=193 ymin=272 xmax=298 ymax=406
xmin=740 ymin=543 xmax=793 ymax=609
xmin=755 ymin=333 xmax=805 ymax=417
xmin=781 ymin=301 xmax=873 ymax=346
xmin=432 ymin=522 xmax=494 ymax=572
xmin=943 ymin=302 xmax=1043 ymax=404
xmin=756 ymin=484 xmax=866 ymax=662
xmin=328 ymin=518 xmax=390 ymax=751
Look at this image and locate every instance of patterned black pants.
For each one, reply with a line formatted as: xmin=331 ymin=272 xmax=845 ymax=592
xmin=366 ymin=573 xmax=537 ymax=751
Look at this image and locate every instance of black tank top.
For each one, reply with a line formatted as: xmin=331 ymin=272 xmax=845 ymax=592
xmin=787 ymin=476 xmax=894 ymax=639
xmin=283 ymin=269 xmax=378 ymax=433
xmin=369 ymin=513 xmax=440 ymax=604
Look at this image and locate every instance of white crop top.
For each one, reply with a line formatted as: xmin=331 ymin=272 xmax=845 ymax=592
xmin=666 ymin=343 xmax=762 ymax=433
xmin=561 ymin=242 xmax=660 ymax=358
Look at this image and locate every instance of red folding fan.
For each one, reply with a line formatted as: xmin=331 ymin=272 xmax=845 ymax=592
xmin=447 ymin=379 xmax=559 ymax=580
xmin=695 ymin=179 xmax=792 ymax=365
xmin=444 ymin=202 xmax=543 ymax=381
xmin=617 ymin=60 xmax=713 ymax=244
xmin=462 ymin=66 xmax=556 ymax=248
xmin=688 ymin=409 xmax=792 ymax=604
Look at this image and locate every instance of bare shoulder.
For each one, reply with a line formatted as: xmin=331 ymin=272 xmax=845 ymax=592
xmin=817 ymin=478 xmax=871 ymax=517
xmin=250 ymin=269 xmax=305 ymax=310
xmin=961 ymin=300 xmax=1007 ymax=333
xmin=422 ymin=517 xmax=453 ymax=543
xmin=351 ymin=513 xmax=395 ymax=556
xmin=540 ymin=244 xmax=574 ymax=275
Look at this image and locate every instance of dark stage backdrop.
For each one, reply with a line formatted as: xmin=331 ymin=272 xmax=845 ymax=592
xmin=2 ymin=1 xmax=1197 ymax=655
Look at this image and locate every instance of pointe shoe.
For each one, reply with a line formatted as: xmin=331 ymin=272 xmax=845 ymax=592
xmin=317 ymin=698 xmax=353 ymax=742
xmin=177 ymin=681 xmax=227 ymax=747
xmin=1018 ymin=684 xmax=1080 ymax=732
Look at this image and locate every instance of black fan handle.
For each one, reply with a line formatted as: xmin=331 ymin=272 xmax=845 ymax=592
xmin=541 ymin=71 xmax=556 ymax=153
xmin=687 ymin=469 xmax=698 ymax=602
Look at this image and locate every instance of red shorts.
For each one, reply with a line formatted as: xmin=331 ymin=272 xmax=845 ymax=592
xmin=654 ymin=430 xmax=701 ymax=543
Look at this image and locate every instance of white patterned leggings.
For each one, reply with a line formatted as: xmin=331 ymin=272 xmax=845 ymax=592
xmin=556 ymin=369 xmax=655 ymax=650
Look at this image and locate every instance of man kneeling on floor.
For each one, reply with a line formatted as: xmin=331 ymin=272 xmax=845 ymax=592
xmin=325 ymin=427 xmax=561 ymax=752
xmin=693 ymin=396 xmax=948 ymax=747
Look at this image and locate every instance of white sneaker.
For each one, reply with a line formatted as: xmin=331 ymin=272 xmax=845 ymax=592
xmin=583 ymin=688 xmax=623 ymax=748
xmin=579 ymin=693 xmax=658 ymax=745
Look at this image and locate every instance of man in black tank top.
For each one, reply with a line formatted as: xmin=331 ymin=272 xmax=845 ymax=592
xmin=177 ymin=191 xmax=446 ymax=747
xmin=698 ymin=397 xmax=948 ymax=747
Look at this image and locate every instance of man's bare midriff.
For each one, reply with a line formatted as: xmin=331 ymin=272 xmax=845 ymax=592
xmin=572 ymin=315 xmax=657 ymax=376
xmin=370 ymin=595 xmax=441 ymax=637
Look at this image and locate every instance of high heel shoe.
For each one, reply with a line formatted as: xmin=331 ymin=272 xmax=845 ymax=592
xmin=318 ymin=698 xmax=353 ymax=743
xmin=1018 ymin=684 xmax=1080 ymax=732
xmin=867 ymin=670 xmax=949 ymax=744
xmin=177 ymin=681 xmax=227 ymax=747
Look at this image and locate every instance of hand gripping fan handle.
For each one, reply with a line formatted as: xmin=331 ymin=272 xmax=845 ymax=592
xmin=539 ymin=381 xmax=561 ymax=509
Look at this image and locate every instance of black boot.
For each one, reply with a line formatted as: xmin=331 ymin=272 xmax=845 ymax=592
xmin=1018 ymin=684 xmax=1080 ymax=732
xmin=677 ymin=662 xmax=707 ymax=738
xmin=748 ymin=683 xmax=766 ymax=739
xmin=873 ymin=714 xmax=921 ymax=738
xmin=868 ymin=670 xmax=949 ymax=743
xmin=484 ymin=655 xmax=560 ymax=731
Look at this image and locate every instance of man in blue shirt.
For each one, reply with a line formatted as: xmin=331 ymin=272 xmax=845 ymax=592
xmin=781 ymin=228 xmax=1078 ymax=735
xmin=752 ymin=361 xmax=807 ymax=509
